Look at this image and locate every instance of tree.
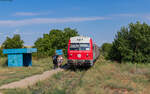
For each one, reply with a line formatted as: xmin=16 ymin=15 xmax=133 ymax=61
xmin=0 ymin=47 xmax=3 ymax=57
xmin=101 ymin=43 xmax=112 ymax=59
xmin=63 ymin=28 xmax=79 ymax=56
xmin=34 ymin=28 xmax=79 ymax=57
xmin=108 ymin=22 xmax=150 ymax=63
xmin=2 ymin=34 xmax=24 ymax=49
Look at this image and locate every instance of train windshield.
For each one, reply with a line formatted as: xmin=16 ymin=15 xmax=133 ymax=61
xmin=70 ymin=43 xmax=90 ymax=50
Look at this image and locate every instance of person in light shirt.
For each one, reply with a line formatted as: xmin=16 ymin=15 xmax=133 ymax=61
xmin=57 ymin=55 xmax=63 ymax=68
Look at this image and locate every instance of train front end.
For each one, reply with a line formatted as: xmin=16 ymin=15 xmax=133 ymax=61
xmin=67 ymin=36 xmax=94 ymax=66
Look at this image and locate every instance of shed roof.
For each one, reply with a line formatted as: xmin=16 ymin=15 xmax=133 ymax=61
xmin=3 ymin=48 xmax=37 ymax=54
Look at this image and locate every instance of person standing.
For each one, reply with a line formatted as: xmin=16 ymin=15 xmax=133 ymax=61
xmin=52 ymin=53 xmax=58 ymax=69
xmin=57 ymin=55 xmax=63 ymax=68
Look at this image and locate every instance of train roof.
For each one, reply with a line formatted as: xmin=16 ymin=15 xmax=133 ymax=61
xmin=70 ymin=36 xmax=91 ymax=43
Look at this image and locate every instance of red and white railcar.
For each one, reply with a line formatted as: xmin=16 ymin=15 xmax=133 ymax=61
xmin=67 ymin=36 xmax=100 ymax=67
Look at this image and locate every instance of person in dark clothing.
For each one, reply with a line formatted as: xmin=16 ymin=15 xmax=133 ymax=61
xmin=52 ymin=54 xmax=58 ymax=69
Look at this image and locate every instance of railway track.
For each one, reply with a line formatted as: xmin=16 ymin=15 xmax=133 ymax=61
xmin=65 ymin=66 xmax=89 ymax=94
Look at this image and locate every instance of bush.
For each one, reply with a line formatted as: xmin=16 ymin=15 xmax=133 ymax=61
xmin=0 ymin=48 xmax=3 ymax=57
xmin=34 ymin=28 xmax=79 ymax=58
xmin=101 ymin=43 xmax=112 ymax=59
xmin=0 ymin=34 xmax=24 ymax=57
xmin=2 ymin=34 xmax=24 ymax=49
xmin=108 ymin=22 xmax=150 ymax=63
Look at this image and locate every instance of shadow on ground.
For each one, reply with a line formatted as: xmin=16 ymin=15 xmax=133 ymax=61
xmin=61 ymin=64 xmax=91 ymax=71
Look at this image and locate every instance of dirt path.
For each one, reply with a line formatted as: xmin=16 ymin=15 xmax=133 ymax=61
xmin=0 ymin=68 xmax=63 ymax=89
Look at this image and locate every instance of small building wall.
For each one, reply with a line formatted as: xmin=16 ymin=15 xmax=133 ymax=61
xmin=3 ymin=48 xmax=37 ymax=67
xmin=8 ymin=54 xmax=23 ymax=67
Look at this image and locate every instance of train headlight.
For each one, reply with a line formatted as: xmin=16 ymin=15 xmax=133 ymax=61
xmin=86 ymin=54 xmax=89 ymax=57
xmin=70 ymin=54 xmax=72 ymax=57
xmin=77 ymin=54 xmax=81 ymax=58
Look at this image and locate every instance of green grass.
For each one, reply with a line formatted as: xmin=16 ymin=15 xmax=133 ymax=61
xmin=0 ymin=57 xmax=53 ymax=86
xmin=2 ymin=56 xmax=150 ymax=94
xmin=75 ymin=57 xmax=150 ymax=94
xmin=1 ymin=69 xmax=85 ymax=94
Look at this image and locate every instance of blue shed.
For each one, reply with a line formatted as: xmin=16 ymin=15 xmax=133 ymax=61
xmin=3 ymin=48 xmax=37 ymax=67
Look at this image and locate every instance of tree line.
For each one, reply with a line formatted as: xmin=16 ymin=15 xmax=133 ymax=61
xmin=101 ymin=21 xmax=150 ymax=63
xmin=1 ymin=22 xmax=150 ymax=63
xmin=0 ymin=28 xmax=79 ymax=57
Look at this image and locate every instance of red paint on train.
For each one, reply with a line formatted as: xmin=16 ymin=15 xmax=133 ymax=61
xmin=67 ymin=36 xmax=100 ymax=66
xmin=67 ymin=39 xmax=93 ymax=60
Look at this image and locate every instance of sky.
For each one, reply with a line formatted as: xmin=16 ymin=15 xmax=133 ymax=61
xmin=0 ymin=0 xmax=150 ymax=46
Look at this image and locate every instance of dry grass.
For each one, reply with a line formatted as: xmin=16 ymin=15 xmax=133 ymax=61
xmin=0 ymin=57 xmax=53 ymax=86
xmin=75 ymin=56 xmax=150 ymax=94
xmin=2 ymin=56 xmax=150 ymax=94
xmin=1 ymin=71 xmax=84 ymax=94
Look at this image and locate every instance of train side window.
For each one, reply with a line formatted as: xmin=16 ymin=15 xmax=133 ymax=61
xmin=93 ymin=45 xmax=95 ymax=50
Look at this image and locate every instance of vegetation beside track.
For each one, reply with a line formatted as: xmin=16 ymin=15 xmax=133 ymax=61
xmin=2 ymin=56 xmax=150 ymax=94
xmin=0 ymin=57 xmax=53 ymax=86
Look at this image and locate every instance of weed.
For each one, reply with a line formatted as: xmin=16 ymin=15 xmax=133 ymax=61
xmin=0 ymin=57 xmax=53 ymax=86
xmin=2 ymin=56 xmax=150 ymax=94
